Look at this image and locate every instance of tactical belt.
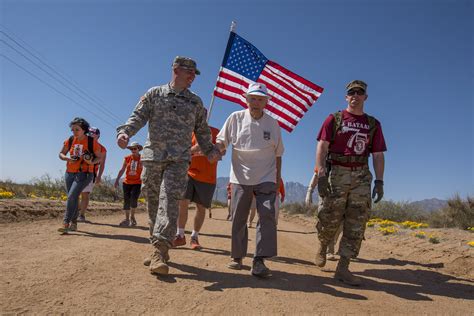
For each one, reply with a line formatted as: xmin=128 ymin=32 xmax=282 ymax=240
xmin=328 ymin=153 xmax=369 ymax=164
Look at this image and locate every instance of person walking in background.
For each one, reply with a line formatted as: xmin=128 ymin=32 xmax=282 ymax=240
xmin=311 ymin=80 xmax=386 ymax=286
xmin=174 ymin=126 xmax=220 ymax=250
xmin=116 ymin=56 xmax=221 ymax=275
xmin=58 ymin=117 xmax=103 ymax=234
xmin=216 ymin=82 xmax=284 ymax=278
xmin=114 ymin=141 xmax=143 ymax=227
xmin=77 ymin=127 xmax=107 ymax=222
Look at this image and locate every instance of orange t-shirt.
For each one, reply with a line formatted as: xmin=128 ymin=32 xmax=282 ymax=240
xmin=64 ymin=136 xmax=100 ymax=173
xmin=187 ymin=127 xmax=219 ymax=184
xmin=94 ymin=143 xmax=107 ymax=173
xmin=124 ymin=154 xmax=143 ymax=184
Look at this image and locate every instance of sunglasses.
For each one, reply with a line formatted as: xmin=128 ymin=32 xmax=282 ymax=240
xmin=347 ymin=89 xmax=365 ymax=96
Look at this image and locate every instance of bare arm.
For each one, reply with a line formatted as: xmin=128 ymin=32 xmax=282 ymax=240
xmin=114 ymin=160 xmax=128 ymax=188
xmin=96 ymin=151 xmax=107 ymax=183
xmin=372 ymin=152 xmax=385 ymax=181
xmin=59 ymin=144 xmax=71 ymax=161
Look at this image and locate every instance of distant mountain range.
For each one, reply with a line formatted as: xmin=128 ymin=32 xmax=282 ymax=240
xmin=213 ymin=177 xmax=447 ymax=212
xmin=408 ymin=198 xmax=448 ymax=212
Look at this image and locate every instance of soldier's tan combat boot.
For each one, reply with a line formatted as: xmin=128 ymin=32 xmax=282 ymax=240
xmin=314 ymin=239 xmax=328 ymax=267
xmin=149 ymin=244 xmax=170 ymax=275
xmin=335 ymin=256 xmax=361 ymax=286
xmin=143 ymin=251 xmax=169 ymax=267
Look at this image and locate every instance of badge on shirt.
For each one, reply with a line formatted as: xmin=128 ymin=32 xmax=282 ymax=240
xmin=263 ymin=131 xmax=271 ymax=140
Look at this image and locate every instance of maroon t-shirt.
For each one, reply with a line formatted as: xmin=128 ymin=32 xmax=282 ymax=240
xmin=317 ymin=110 xmax=387 ymax=164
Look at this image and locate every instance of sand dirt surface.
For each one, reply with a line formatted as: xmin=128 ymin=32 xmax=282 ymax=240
xmin=1 ymin=199 xmax=473 ymax=314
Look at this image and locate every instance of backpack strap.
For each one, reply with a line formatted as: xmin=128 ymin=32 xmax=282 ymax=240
xmin=66 ymin=136 xmax=74 ymax=153
xmin=330 ymin=111 xmax=343 ymax=144
xmin=365 ymin=114 xmax=377 ymax=152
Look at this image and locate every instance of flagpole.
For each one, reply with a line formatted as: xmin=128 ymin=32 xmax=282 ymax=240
xmin=207 ymin=21 xmax=237 ymax=123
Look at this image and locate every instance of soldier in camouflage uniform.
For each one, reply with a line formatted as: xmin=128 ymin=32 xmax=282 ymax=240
xmin=310 ymin=80 xmax=386 ymax=286
xmin=117 ymin=56 xmax=221 ymax=275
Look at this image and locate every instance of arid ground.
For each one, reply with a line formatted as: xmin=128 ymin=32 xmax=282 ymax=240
xmin=1 ymin=199 xmax=473 ymax=314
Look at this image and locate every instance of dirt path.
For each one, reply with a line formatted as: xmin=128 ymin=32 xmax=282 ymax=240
xmin=1 ymin=208 xmax=473 ymax=314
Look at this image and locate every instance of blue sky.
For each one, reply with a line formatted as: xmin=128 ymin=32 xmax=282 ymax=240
xmin=1 ymin=0 xmax=472 ymax=201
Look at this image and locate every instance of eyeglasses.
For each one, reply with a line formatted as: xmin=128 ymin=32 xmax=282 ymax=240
xmin=347 ymin=89 xmax=365 ymax=96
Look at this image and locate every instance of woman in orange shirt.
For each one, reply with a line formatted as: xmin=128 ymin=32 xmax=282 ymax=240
xmin=114 ymin=141 xmax=143 ymax=227
xmin=58 ymin=117 xmax=103 ymax=233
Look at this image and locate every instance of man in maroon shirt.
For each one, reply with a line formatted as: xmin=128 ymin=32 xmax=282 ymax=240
xmin=310 ymin=80 xmax=386 ymax=286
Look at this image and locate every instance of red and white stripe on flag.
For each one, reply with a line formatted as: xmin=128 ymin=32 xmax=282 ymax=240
xmin=214 ymin=60 xmax=323 ymax=132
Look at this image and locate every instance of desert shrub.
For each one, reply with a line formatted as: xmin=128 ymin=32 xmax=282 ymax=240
xmin=283 ymin=202 xmax=318 ymax=217
xmin=30 ymin=174 xmax=65 ymax=198
xmin=370 ymin=200 xmax=428 ymax=222
xmin=211 ymin=200 xmax=227 ymax=208
xmin=1 ymin=175 xmax=64 ymax=198
xmin=429 ymin=195 xmax=473 ymax=229
xmin=90 ymin=175 xmax=122 ymax=202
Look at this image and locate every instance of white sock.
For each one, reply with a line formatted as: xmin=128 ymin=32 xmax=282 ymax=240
xmin=191 ymin=230 xmax=199 ymax=238
xmin=178 ymin=228 xmax=185 ymax=237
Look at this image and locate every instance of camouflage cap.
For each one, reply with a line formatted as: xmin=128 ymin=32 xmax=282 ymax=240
xmin=346 ymin=80 xmax=367 ymax=92
xmin=172 ymin=56 xmax=200 ymax=75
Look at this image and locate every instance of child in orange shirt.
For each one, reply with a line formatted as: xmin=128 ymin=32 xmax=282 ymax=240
xmin=114 ymin=141 xmax=143 ymax=227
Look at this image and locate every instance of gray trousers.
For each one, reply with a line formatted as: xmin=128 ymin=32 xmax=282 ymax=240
xmin=141 ymin=161 xmax=189 ymax=248
xmin=231 ymin=182 xmax=277 ymax=259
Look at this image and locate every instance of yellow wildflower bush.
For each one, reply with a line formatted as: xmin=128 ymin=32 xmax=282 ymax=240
xmin=138 ymin=197 xmax=146 ymax=204
xmin=378 ymin=226 xmax=398 ymax=235
xmin=468 ymin=227 xmax=474 ymax=232
xmin=61 ymin=194 xmax=68 ymax=201
xmin=28 ymin=193 xmax=38 ymax=198
xmin=414 ymin=231 xmax=426 ymax=239
xmin=468 ymin=241 xmax=474 ymax=247
xmin=366 ymin=221 xmax=376 ymax=227
xmin=379 ymin=220 xmax=397 ymax=227
xmin=0 ymin=191 xmax=15 ymax=199
xmin=400 ymin=221 xmax=429 ymax=229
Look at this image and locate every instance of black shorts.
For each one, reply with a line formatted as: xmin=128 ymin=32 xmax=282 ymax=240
xmin=183 ymin=177 xmax=216 ymax=208
xmin=123 ymin=183 xmax=142 ymax=210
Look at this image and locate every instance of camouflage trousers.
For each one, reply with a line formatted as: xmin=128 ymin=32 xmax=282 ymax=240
xmin=141 ymin=161 xmax=189 ymax=248
xmin=316 ymin=165 xmax=372 ymax=258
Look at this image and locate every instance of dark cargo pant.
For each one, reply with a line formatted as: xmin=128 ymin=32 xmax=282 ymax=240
xmin=316 ymin=165 xmax=372 ymax=258
xmin=231 ymin=182 xmax=277 ymax=259
xmin=141 ymin=161 xmax=189 ymax=248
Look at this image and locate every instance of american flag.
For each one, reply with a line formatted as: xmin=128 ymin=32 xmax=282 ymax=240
xmin=213 ymin=32 xmax=324 ymax=132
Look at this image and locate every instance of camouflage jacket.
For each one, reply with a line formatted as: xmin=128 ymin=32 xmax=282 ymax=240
xmin=117 ymin=83 xmax=214 ymax=162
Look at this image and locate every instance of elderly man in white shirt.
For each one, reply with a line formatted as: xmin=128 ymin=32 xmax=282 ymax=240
xmin=216 ymin=82 xmax=284 ymax=278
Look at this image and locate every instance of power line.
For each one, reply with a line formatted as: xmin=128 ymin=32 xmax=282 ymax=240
xmin=1 ymin=26 xmax=148 ymax=143
xmin=1 ymin=28 xmax=123 ymax=123
xmin=1 ymin=53 xmax=118 ymax=128
xmin=1 ymin=39 xmax=127 ymax=125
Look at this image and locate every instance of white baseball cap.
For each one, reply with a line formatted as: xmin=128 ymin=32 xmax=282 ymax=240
xmin=245 ymin=82 xmax=271 ymax=98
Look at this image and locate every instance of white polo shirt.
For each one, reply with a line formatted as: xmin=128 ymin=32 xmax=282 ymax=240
xmin=216 ymin=109 xmax=284 ymax=185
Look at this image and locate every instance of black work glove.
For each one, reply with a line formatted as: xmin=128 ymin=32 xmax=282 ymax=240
xmin=372 ymin=180 xmax=384 ymax=203
xmin=317 ymin=176 xmax=330 ymax=197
